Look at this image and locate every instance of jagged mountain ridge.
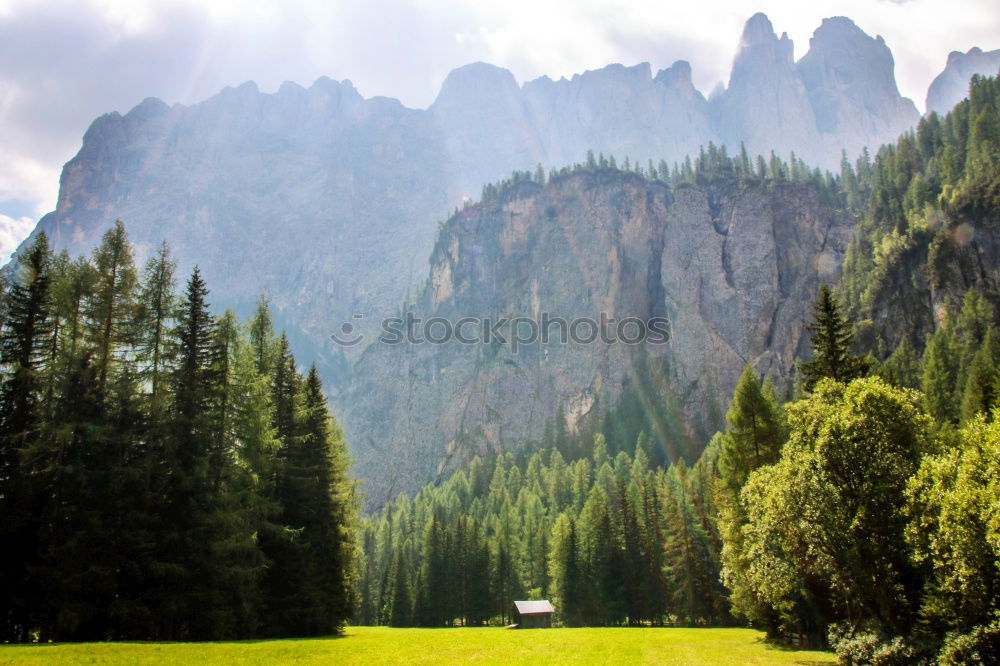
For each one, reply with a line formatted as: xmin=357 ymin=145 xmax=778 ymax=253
xmin=12 ymin=12 xmax=985 ymax=501
xmin=24 ymin=13 xmax=920 ymax=369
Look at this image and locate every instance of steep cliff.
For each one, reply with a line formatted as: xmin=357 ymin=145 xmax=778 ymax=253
xmin=340 ymin=169 xmax=854 ymax=505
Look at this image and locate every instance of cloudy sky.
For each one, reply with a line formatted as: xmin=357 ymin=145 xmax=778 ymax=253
xmin=0 ymin=0 xmax=997 ymax=261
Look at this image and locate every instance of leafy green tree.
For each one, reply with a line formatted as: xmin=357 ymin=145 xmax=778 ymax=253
xmin=737 ymin=378 xmax=934 ymax=640
xmin=906 ymin=413 xmax=1000 ymax=658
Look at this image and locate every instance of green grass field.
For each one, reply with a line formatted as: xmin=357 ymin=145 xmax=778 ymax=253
xmin=0 ymin=626 xmax=836 ymax=665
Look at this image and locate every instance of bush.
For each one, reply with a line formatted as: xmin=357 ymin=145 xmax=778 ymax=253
xmin=828 ymin=623 xmax=927 ymax=666
xmin=937 ymin=621 xmax=1000 ymax=665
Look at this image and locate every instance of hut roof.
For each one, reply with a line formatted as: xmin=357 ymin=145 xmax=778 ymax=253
xmin=514 ymin=600 xmax=555 ymax=615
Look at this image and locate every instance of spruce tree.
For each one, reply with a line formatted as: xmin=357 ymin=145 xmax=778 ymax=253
xmin=960 ymin=328 xmax=998 ymax=423
xmin=0 ymin=233 xmax=52 ymax=641
xmin=922 ymin=325 xmax=960 ymax=424
xmin=798 ymin=285 xmax=870 ymax=391
xmin=85 ymin=220 xmax=137 ymax=396
xmin=267 ymin=366 xmax=357 ymax=635
xmin=159 ymin=266 xmax=246 ymax=640
xmin=388 ymin=549 xmax=413 ymax=627
xmin=718 ymin=366 xmax=786 ymax=492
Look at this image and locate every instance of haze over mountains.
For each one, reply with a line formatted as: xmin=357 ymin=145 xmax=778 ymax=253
xmin=11 ymin=12 xmax=999 ymax=501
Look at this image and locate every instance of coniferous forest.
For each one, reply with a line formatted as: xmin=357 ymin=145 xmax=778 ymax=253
xmin=1 ymin=71 xmax=999 ymax=665
xmin=0 ymin=223 xmax=357 ymax=642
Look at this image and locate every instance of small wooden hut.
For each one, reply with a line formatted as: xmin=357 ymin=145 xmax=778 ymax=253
xmin=512 ymin=600 xmax=555 ymax=628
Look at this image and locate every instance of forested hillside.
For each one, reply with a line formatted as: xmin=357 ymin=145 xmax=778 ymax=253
xmin=356 ymin=77 xmax=1000 ymax=664
xmin=842 ymin=74 xmax=1000 ymax=355
xmin=358 ymin=283 xmax=1000 ymax=663
xmin=0 ymin=225 xmax=358 ymax=642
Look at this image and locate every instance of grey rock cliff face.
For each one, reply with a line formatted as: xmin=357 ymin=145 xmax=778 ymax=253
xmin=926 ymin=48 xmax=1000 ymax=115
xmin=341 ymin=171 xmax=854 ymax=506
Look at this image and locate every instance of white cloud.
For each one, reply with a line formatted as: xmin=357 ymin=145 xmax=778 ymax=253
xmin=0 ymin=213 xmax=35 ymax=264
xmin=0 ymin=0 xmax=997 ymax=235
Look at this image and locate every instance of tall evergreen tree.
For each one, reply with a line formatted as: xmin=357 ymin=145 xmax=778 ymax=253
xmin=249 ymin=295 xmax=276 ymax=377
xmin=266 ymin=366 xmax=357 ymax=635
xmin=959 ymin=327 xmax=998 ymax=423
xmin=798 ymin=285 xmax=870 ymax=391
xmin=84 ymin=221 xmax=137 ymax=396
xmin=159 ymin=266 xmax=256 ymax=640
xmin=717 ymin=365 xmax=786 ymax=493
xmin=0 ymin=233 xmax=52 ymax=641
xmin=922 ymin=325 xmax=961 ymax=424
xmin=136 ymin=241 xmax=177 ymax=415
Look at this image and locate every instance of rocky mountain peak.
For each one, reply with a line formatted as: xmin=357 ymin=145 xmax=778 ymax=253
xmin=796 ymin=15 xmax=918 ymax=145
xmin=733 ymin=13 xmax=794 ymax=71
xmin=740 ymin=12 xmax=777 ymax=47
xmin=926 ymin=47 xmax=1000 ymax=115
xmin=717 ymin=13 xmax=817 ymax=162
xmin=654 ymin=60 xmax=693 ymax=87
xmin=431 ymin=61 xmax=521 ymax=110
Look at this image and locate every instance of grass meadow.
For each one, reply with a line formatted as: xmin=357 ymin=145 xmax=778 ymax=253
xmin=0 ymin=626 xmax=837 ymax=665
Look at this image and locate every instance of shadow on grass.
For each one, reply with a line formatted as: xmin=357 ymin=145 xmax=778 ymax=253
xmin=751 ymin=635 xmax=834 ymax=665
xmin=0 ymin=633 xmax=350 ymax=648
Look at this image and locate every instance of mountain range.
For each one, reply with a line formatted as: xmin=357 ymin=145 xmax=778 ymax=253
xmin=11 ymin=12 xmax=1000 ymax=503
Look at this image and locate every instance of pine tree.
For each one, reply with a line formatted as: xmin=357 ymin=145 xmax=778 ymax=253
xmin=0 ymin=233 xmax=52 ymax=641
xmin=718 ymin=365 xmax=786 ymax=492
xmin=960 ymin=328 xmax=998 ymax=423
xmin=136 ymin=241 xmax=177 ymax=415
xmin=922 ymin=325 xmax=960 ymax=424
xmin=878 ymin=336 xmax=922 ymax=389
xmin=85 ymin=220 xmax=137 ymax=396
xmin=271 ymin=333 xmax=299 ymax=445
xmin=159 ymin=266 xmax=247 ymax=640
xmin=798 ymin=285 xmax=870 ymax=391
xmin=249 ymin=295 xmax=276 ymax=377
xmin=275 ymin=366 xmax=357 ymax=634
xmin=388 ymin=549 xmax=413 ymax=627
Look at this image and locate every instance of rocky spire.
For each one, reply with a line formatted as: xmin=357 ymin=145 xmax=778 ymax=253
xmin=713 ymin=13 xmax=820 ymax=163
xmin=796 ymin=17 xmax=918 ymax=155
